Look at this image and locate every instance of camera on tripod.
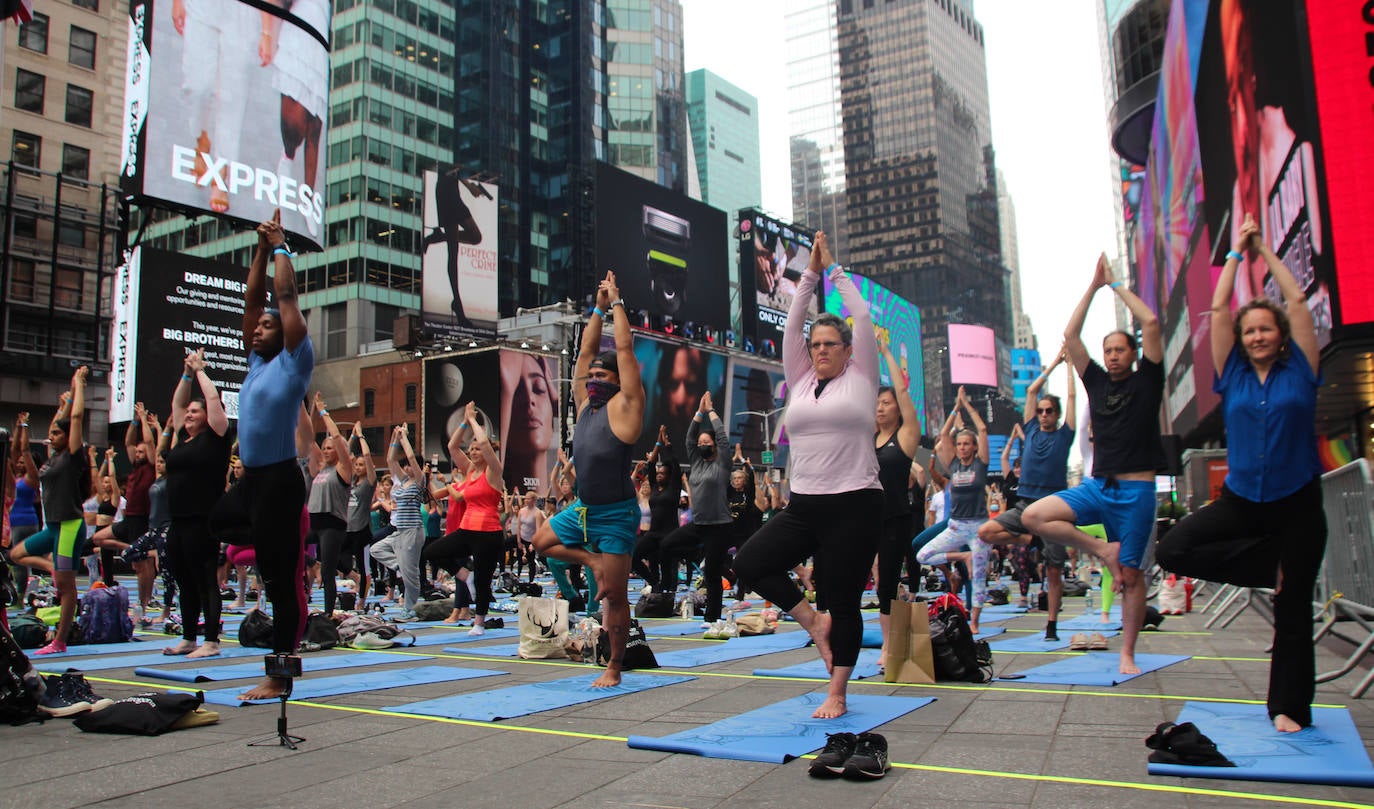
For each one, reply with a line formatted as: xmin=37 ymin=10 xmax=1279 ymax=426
xmin=264 ymin=653 xmax=302 ymax=679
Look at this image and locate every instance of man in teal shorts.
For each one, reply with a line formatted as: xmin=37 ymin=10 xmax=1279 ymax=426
xmin=533 ymin=270 xmax=644 ymax=687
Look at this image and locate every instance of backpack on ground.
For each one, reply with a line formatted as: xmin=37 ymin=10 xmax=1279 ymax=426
xmin=412 ymin=599 xmax=451 ymax=622
xmin=78 ymin=584 xmax=134 ymax=644
xmin=1061 ymin=578 xmax=1090 ymax=598
xmin=634 ymin=592 xmax=676 ymax=619
xmin=0 ymin=619 xmax=44 ymax=726
xmin=9 ymin=614 xmax=48 ymax=650
xmin=300 ymin=612 xmax=341 ymax=651
xmin=237 ymin=608 xmax=274 ymax=648
xmin=595 ymin=619 xmax=658 ymax=669
xmin=928 ymin=594 xmax=992 ymax=683
xmin=496 ymin=571 xmax=520 ymax=593
xmin=336 ymin=614 xmax=415 ymax=648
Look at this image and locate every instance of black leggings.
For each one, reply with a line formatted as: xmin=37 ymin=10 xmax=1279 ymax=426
xmin=423 ymin=529 xmax=502 ymax=616
xmin=167 ymin=516 xmax=221 ymax=643
xmin=1156 ymin=477 xmax=1326 ymax=726
xmin=632 ymin=530 xmax=667 ymax=589
xmin=660 ymin=521 xmax=734 ymax=622
xmin=210 ymin=459 xmax=307 ymax=655
xmin=733 ymin=489 xmax=884 ymax=668
xmin=876 ymin=513 xmax=914 ymax=615
xmin=313 ymin=517 xmax=349 ymax=614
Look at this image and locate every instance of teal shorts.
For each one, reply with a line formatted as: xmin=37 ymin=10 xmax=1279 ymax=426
xmin=22 ymin=519 xmax=88 ymax=572
xmin=547 ymin=497 xmax=639 ymax=556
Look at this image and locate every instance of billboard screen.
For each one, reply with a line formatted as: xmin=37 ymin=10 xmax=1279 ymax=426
xmin=109 ymin=247 xmax=251 ymax=423
xmin=947 ymin=324 xmax=997 ymax=388
xmin=631 ymin=333 xmax=729 ymax=459
xmin=1192 ymin=0 xmax=1332 ymax=343
xmin=595 ymin=162 xmax=730 ymax=335
xmin=1307 ymin=2 xmax=1374 ymax=326
xmin=423 ymin=349 xmax=561 ymax=494
xmin=738 ymin=210 xmax=815 ymax=345
xmin=823 ymin=272 xmax=925 ymax=433
xmin=420 ymin=169 xmax=499 ymax=338
xmin=722 ymin=355 xmax=789 ymax=469
xmin=121 ymin=0 xmax=330 ymax=247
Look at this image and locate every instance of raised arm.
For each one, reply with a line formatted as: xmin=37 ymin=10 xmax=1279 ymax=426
xmin=959 ymin=386 xmax=990 ymax=464
xmin=465 ymin=401 xmax=504 ymax=490
xmin=878 ymin=332 xmax=920 ymax=456
xmin=600 ymin=271 xmax=644 ymax=445
xmin=1063 ymin=363 xmax=1077 ymax=434
xmin=186 ymin=349 xmax=229 ymax=436
xmin=385 ymin=425 xmax=407 ymax=482
xmin=67 ymin=366 xmax=88 ymax=453
xmin=398 ymin=423 xmax=420 ymax=474
xmin=1024 ymin=350 xmax=1064 ymax=424
xmin=352 ymin=421 xmax=376 ymax=482
xmin=1105 ymin=260 xmax=1163 ymax=365
xmin=103 ymin=448 xmax=121 ymax=502
xmin=314 ymin=392 xmax=352 ymax=483
xmin=1064 ymin=254 xmax=1109 ymax=376
xmin=822 ymin=236 xmax=878 ymax=384
xmin=258 ymin=211 xmax=308 ymax=352
xmin=244 ymin=213 xmax=273 ymax=346
xmin=15 ymin=411 xmax=37 ymax=489
xmin=126 ymin=402 xmax=151 ymax=466
xmin=447 ymin=417 xmax=473 ymax=476
xmin=1001 ymin=423 xmax=1018 ymax=474
xmin=1253 ymin=214 xmax=1318 ymax=368
xmin=783 ymin=231 xmax=828 ymax=383
xmin=933 ymin=404 xmax=958 ymax=467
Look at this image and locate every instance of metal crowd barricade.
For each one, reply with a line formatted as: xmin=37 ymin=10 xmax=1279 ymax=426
xmin=1313 ymin=459 xmax=1374 ymax=698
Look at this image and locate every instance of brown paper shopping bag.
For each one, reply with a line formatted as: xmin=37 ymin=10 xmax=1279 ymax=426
xmin=884 ymin=598 xmax=936 ymax=684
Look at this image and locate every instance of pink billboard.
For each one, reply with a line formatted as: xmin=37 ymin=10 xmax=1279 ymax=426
xmin=948 ymin=324 xmax=997 ymax=387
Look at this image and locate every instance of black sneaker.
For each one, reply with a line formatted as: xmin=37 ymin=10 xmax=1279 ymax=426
xmin=843 ymin=732 xmax=891 ymax=780
xmin=38 ymin=674 xmax=92 ymax=717
xmin=61 ymin=673 xmax=114 ymax=711
xmin=808 ymin=732 xmax=857 ymax=778
xmin=1045 ymin=631 xmax=1060 ymax=642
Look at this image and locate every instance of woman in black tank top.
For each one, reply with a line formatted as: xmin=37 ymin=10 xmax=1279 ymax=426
xmin=873 ymin=333 xmax=923 ymax=662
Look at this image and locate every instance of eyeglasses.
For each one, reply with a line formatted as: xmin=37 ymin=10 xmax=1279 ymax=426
xmin=810 ymin=340 xmax=845 ymax=350
xmin=1036 ymin=407 xmax=1056 ymax=414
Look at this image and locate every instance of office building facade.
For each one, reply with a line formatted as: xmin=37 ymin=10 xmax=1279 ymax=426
xmin=786 ymin=0 xmax=847 ymax=257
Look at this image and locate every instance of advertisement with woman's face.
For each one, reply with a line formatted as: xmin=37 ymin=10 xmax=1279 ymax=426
xmin=632 ymin=335 xmax=727 ymax=457
xmin=498 ymin=350 xmax=560 ymax=495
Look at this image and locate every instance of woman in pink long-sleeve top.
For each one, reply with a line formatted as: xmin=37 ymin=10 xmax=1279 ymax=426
xmin=733 ymin=231 xmax=883 ymax=721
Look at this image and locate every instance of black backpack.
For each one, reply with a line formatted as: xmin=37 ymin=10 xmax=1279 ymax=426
xmin=301 ymin=612 xmax=341 ymax=651
xmin=238 ymin=608 xmax=274 ymax=648
xmin=9 ymin=614 xmax=48 ymax=650
xmin=634 ymin=592 xmax=676 ymax=619
xmin=929 ymin=601 xmax=993 ymax=683
xmin=0 ymin=620 xmax=44 ymax=726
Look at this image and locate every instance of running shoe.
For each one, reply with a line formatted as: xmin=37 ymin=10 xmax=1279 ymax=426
xmin=808 ymin=732 xmax=858 ymax=778
xmin=842 ymin=732 xmax=892 ymax=780
xmin=37 ymin=675 xmax=92 ymax=717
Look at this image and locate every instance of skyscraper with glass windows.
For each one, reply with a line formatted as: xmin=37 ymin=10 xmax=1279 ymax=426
xmin=785 ymin=0 xmax=847 ymax=257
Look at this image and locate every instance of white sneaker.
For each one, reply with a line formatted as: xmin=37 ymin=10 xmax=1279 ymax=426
xmin=466 ymin=625 xmax=485 ymax=637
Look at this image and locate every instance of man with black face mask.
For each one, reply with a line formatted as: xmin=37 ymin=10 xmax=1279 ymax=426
xmin=657 ymin=390 xmax=733 ymax=624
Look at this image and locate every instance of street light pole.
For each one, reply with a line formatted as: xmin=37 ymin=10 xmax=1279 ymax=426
xmin=739 ymin=405 xmax=787 ymax=473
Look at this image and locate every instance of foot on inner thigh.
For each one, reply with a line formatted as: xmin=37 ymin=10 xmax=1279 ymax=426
xmin=807 ymin=610 xmax=834 ymax=673
xmin=812 ymin=694 xmax=846 ymax=719
xmin=1273 ymin=714 xmax=1302 ymax=733
xmin=238 ymin=676 xmax=291 ymax=701
xmin=1098 ymin=542 xmax=1124 ymax=593
xmin=186 ymin=641 xmax=221 ymax=659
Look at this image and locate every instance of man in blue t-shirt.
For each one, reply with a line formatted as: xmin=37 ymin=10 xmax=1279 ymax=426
xmin=209 ymin=209 xmax=314 ymax=701
xmin=1025 ymin=253 xmax=1165 ymax=676
xmin=978 ymin=350 xmax=1075 ymax=639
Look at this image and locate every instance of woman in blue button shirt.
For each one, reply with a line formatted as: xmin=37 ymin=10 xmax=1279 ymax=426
xmin=1157 ymin=213 xmax=1324 ymax=732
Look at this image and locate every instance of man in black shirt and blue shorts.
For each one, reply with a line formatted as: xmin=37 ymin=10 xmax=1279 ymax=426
xmin=1025 ymin=254 xmax=1164 ymax=676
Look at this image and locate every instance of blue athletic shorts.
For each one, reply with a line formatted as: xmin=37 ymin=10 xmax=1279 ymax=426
xmin=547 ymin=497 xmax=639 ymax=556
xmin=1050 ymin=478 xmax=1157 ymax=569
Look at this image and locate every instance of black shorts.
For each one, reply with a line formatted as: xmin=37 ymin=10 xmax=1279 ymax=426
xmin=996 ymin=502 xmax=1068 ymax=566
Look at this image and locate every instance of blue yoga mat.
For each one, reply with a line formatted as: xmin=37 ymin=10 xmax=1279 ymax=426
xmin=987 ymin=631 xmax=1117 ymax=653
xmin=653 ymin=632 xmax=812 ymax=668
xmin=405 ymin=630 xmax=515 ymax=647
xmin=1058 ymin=609 xmax=1124 ymax=631
xmin=385 ymin=672 xmax=694 ymax=721
xmin=644 ymin=621 xmax=710 ymax=637
xmin=974 ymin=627 xmax=1006 ymax=640
xmin=192 ymin=664 xmax=506 ymax=706
xmin=136 ymin=651 xmax=428 ymax=683
xmin=627 ymin=693 xmax=935 ymax=763
xmin=1147 ymin=702 xmax=1374 ymax=787
xmin=448 ymin=643 xmax=520 ymax=657
xmin=980 ymin=603 xmax=1030 ymax=614
xmin=32 ymin=645 xmax=262 ymax=673
xmin=26 ymin=639 xmax=167 ymax=658
xmin=753 ymin=648 xmax=883 ymax=681
xmin=1001 ymin=652 xmax=1188 ymax=685
xmin=861 ymin=628 xmax=883 ymax=648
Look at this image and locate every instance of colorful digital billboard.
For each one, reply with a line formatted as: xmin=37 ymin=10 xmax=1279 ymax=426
xmin=121 ymin=0 xmax=330 ymax=247
xmin=823 ymin=272 xmax=925 ymax=433
xmin=738 ymin=210 xmax=816 ymax=345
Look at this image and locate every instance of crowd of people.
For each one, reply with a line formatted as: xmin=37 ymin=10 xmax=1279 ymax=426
xmin=0 ymin=212 xmax=1326 ymax=738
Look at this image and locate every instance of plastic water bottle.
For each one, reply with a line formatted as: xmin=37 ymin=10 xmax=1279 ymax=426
xmin=1085 ymin=586 xmax=1094 ymax=611
xmin=680 ymin=597 xmax=693 ymax=620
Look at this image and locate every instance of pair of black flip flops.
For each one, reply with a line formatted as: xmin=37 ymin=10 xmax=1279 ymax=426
xmin=1145 ymin=721 xmax=1236 ymax=767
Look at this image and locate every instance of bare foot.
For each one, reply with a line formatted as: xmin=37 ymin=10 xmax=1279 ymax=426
xmin=186 ymin=641 xmax=221 ymax=659
xmin=812 ymin=695 xmax=846 ymax=719
xmin=1119 ymin=653 xmax=1141 ymax=676
xmin=590 ymin=668 xmax=622 ymax=688
xmin=442 ymin=609 xmax=462 ymax=624
xmin=238 ymin=676 xmax=291 ymax=701
xmin=1100 ymin=614 xmax=1112 ymax=623
xmin=969 ymin=622 xmax=980 ymax=634
xmin=163 ymin=640 xmax=197 ymax=655
xmin=807 ymin=611 xmax=834 ymax=673
xmin=1273 ymin=714 xmax=1302 ymax=733
xmin=1097 ymin=541 xmax=1125 ymax=593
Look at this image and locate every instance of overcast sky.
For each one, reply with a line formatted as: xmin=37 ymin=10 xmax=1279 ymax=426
xmin=682 ymin=0 xmax=1121 ymax=402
